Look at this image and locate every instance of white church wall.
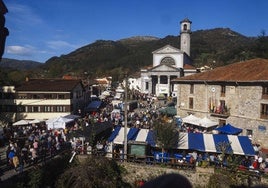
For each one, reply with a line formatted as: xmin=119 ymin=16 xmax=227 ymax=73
xmin=153 ymin=53 xmax=184 ymax=68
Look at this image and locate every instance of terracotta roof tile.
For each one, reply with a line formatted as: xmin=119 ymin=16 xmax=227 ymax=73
xmin=173 ymin=58 xmax=268 ymax=83
xmin=183 ymin=64 xmax=195 ymax=69
xmin=16 ymin=79 xmax=83 ymax=92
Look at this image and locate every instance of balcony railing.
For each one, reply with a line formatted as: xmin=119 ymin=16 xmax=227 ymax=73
xmin=210 ymin=112 xmax=230 ymax=118
xmin=209 ymin=107 xmax=230 ymax=118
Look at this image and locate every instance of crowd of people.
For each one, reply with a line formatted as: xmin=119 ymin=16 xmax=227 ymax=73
xmin=2 ymin=123 xmax=69 ymax=174
xmin=1 ymin=90 xmax=268 ymax=179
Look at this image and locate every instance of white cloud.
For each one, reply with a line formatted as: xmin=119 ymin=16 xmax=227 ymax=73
xmin=6 ymin=3 xmax=43 ymax=26
xmin=46 ymin=40 xmax=78 ymax=50
xmin=6 ymin=45 xmax=35 ymax=56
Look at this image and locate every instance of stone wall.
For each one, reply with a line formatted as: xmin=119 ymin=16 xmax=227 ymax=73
xmin=77 ymin=155 xmax=268 ymax=187
xmin=119 ymin=162 xmax=268 ymax=188
xmin=120 ymin=162 xmax=213 ymax=187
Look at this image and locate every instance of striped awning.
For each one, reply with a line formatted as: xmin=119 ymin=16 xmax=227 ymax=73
xmin=177 ymin=132 xmax=255 ymax=156
xmin=108 ymin=128 xmax=255 ymax=156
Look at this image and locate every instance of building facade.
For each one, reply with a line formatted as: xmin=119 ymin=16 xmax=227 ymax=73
xmin=0 ymin=86 xmax=16 ymax=125
xmin=140 ymin=18 xmax=196 ymax=97
xmin=14 ymin=78 xmax=86 ymax=120
xmin=172 ymin=58 xmax=268 ymax=148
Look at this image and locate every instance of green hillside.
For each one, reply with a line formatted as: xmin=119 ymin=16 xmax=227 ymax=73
xmin=1 ymin=28 xmax=268 ymax=85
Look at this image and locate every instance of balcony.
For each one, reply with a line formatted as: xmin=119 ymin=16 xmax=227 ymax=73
xmin=209 ymin=106 xmax=230 ymax=118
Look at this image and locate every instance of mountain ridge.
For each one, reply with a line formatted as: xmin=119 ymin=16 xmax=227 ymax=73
xmin=1 ymin=27 xmax=268 ymax=85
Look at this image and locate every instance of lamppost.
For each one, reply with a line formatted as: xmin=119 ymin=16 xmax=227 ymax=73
xmin=123 ymin=73 xmax=128 ymax=160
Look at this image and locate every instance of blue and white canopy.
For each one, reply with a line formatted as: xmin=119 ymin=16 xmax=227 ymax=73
xmin=177 ymin=132 xmax=255 ymax=156
xmin=108 ymin=126 xmax=155 ymax=146
xmin=108 ymin=127 xmax=255 ymax=156
xmin=214 ymin=123 xmax=242 ymax=135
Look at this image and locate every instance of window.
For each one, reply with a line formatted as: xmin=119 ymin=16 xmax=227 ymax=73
xmin=160 ymin=76 xmax=168 ymax=84
xmin=32 ymin=106 xmax=39 ymax=112
xmin=189 ymin=97 xmax=193 ymax=109
xmin=190 ymin=84 xmax=194 ymax=94
xmin=32 ymin=94 xmax=41 ymax=99
xmin=262 ymin=86 xmax=268 ymax=99
xmin=58 ymin=94 xmax=65 ymax=99
xmin=18 ymin=94 xmax=27 ymax=99
xmin=263 ymin=86 xmax=268 ymax=95
xmin=44 ymin=94 xmax=53 ymax=99
xmin=160 ymin=57 xmax=175 ymax=65
xmin=145 ymin=82 xmax=149 ymax=90
xmin=218 ymin=119 xmax=226 ymax=126
xmin=246 ymin=129 xmax=253 ymax=137
xmin=221 ymin=85 xmax=226 ymax=97
xmin=261 ymin=103 xmax=268 ymax=119
xmin=44 ymin=106 xmax=51 ymax=112
xmin=219 ymin=100 xmax=226 ymax=113
xmin=183 ymin=24 xmax=187 ymax=31
xmin=56 ymin=106 xmax=66 ymax=112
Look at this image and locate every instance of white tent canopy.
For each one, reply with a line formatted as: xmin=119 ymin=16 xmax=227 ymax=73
xmin=63 ymin=114 xmax=80 ymax=120
xmin=182 ymin=115 xmax=218 ymax=128
xmin=28 ymin=119 xmax=44 ymax=124
xmin=46 ymin=116 xmax=74 ymax=130
xmin=199 ymin=117 xmax=218 ymax=128
xmin=182 ymin=114 xmax=201 ymax=126
xmin=13 ymin=119 xmax=29 ymax=126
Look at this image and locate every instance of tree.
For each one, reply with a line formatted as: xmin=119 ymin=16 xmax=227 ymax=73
xmin=255 ymin=30 xmax=268 ymax=58
xmin=56 ymin=156 xmax=130 ymax=188
xmin=153 ymin=119 xmax=179 ymax=153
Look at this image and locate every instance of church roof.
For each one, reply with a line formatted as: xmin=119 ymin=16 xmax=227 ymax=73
xmin=173 ymin=58 xmax=268 ymax=83
xmin=152 ymin=45 xmax=183 ymax=54
xmin=180 ymin=18 xmax=192 ymax=23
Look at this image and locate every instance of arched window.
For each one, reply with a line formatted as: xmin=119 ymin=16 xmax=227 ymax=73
xmin=160 ymin=57 xmax=175 ymax=66
xmin=183 ymin=24 xmax=187 ymax=31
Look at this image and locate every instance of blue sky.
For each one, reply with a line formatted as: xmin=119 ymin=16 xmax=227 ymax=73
xmin=3 ymin=0 xmax=268 ymax=63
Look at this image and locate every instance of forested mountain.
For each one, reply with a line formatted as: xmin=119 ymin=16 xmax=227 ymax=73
xmin=0 ymin=58 xmax=42 ymax=70
xmin=1 ymin=28 xmax=268 ymax=85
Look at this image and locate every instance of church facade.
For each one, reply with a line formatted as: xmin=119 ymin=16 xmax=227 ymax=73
xmin=139 ymin=18 xmax=196 ymax=97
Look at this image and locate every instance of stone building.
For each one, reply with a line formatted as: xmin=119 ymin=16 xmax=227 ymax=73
xmin=140 ymin=18 xmax=196 ymax=97
xmin=172 ymin=58 xmax=268 ymax=148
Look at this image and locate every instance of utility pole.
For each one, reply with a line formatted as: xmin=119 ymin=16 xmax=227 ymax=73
xmin=123 ymin=73 xmax=128 ymax=160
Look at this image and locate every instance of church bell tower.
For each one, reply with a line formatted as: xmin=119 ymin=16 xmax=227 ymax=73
xmin=180 ymin=18 xmax=192 ymax=56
